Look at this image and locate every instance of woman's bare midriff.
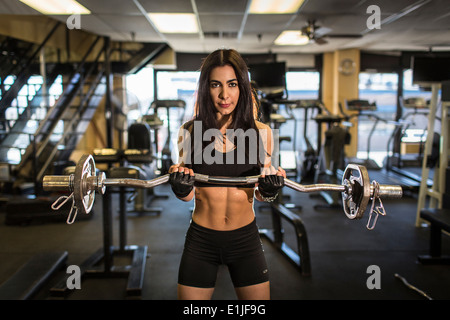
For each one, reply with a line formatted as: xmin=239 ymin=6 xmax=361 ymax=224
xmin=192 ymin=186 xmax=256 ymax=230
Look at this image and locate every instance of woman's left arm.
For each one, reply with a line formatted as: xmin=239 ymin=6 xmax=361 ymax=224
xmin=254 ymin=124 xmax=286 ymax=202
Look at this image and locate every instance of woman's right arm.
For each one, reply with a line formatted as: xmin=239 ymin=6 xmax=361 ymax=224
xmin=169 ymin=122 xmax=195 ymax=201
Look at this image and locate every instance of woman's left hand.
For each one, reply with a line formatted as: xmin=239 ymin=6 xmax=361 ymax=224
xmin=257 ymin=166 xmax=286 ymax=201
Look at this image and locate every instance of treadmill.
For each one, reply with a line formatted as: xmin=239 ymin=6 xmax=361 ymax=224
xmin=384 ymin=97 xmax=434 ymax=191
xmin=338 ymin=99 xmax=423 ymax=193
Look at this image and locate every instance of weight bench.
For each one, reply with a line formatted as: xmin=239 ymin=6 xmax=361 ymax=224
xmin=259 ymin=203 xmax=311 ymax=276
xmin=418 ymin=209 xmax=450 ymax=264
xmin=0 ymin=251 xmax=68 ymax=299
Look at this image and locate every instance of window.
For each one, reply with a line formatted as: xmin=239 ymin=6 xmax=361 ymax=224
xmin=286 ymin=71 xmax=320 ymax=100
xmin=402 ymin=69 xmax=432 ymax=132
xmin=359 ymin=72 xmax=398 ymax=114
xmin=1 ymin=75 xmax=64 ymax=164
xmin=125 ymin=66 xmax=155 ymax=122
xmin=156 ymin=71 xmax=199 ymax=120
xmin=278 ymin=71 xmax=321 ymax=169
xmin=357 ymin=72 xmax=399 ymax=165
xmin=284 ymin=71 xmax=320 ymax=150
xmin=153 ymin=71 xmax=199 ymax=159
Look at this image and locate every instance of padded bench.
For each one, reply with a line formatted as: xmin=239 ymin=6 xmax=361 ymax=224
xmin=5 ymin=197 xmax=93 ymax=225
xmin=418 ymin=209 xmax=450 ymax=264
xmin=0 ymin=251 xmax=68 ymax=299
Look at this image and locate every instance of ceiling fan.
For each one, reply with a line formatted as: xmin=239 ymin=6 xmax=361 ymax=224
xmin=301 ymin=20 xmax=363 ymax=45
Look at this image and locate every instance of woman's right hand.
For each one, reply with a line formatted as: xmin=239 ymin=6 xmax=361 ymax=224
xmin=168 ymin=164 xmax=195 ymax=200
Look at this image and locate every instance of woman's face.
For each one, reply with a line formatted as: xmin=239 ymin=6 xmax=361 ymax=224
xmin=209 ymin=65 xmax=240 ymax=120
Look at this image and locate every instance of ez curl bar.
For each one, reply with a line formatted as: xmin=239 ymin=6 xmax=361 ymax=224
xmin=43 ymin=154 xmax=402 ymax=229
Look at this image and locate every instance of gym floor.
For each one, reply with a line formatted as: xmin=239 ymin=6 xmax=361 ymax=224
xmin=0 ymin=182 xmax=449 ymax=301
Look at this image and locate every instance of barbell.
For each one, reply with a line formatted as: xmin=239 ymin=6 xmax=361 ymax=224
xmin=43 ymin=154 xmax=402 ymax=229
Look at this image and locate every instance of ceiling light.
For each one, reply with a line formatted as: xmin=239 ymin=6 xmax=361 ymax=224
xmin=274 ymin=30 xmax=310 ymax=45
xmin=19 ymin=0 xmax=91 ymax=14
xmin=249 ymin=0 xmax=305 ymax=14
xmin=148 ymin=13 xmax=199 ymax=33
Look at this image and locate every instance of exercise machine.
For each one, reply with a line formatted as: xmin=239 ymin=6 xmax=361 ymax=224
xmin=341 ymin=100 xmax=421 ymax=193
xmin=150 ymin=99 xmax=186 ymax=174
xmin=385 ymin=97 xmax=435 ymax=187
xmin=127 ymin=122 xmax=168 ymax=214
xmin=340 ymin=99 xmax=382 ymax=170
xmin=284 ymin=99 xmax=323 ymax=183
xmin=312 ymin=108 xmax=350 ymax=209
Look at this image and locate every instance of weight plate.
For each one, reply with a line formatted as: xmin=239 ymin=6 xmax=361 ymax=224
xmin=341 ymin=164 xmax=370 ymax=219
xmin=73 ymin=154 xmax=96 ymax=215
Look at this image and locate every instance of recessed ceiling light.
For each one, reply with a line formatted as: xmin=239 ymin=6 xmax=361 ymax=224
xmin=275 ymin=30 xmax=310 ymax=45
xmin=19 ymin=0 xmax=91 ymax=14
xmin=249 ymin=0 xmax=305 ymax=14
xmin=148 ymin=13 xmax=199 ymax=33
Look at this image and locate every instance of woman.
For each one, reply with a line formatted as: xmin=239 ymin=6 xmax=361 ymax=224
xmin=169 ymin=49 xmax=285 ymax=300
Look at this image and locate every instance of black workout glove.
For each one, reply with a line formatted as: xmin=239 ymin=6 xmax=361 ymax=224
xmin=169 ymin=171 xmax=195 ymax=198
xmin=258 ymin=175 xmax=284 ymax=202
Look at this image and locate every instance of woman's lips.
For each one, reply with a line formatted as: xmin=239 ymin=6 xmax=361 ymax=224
xmin=219 ymin=103 xmax=231 ymax=108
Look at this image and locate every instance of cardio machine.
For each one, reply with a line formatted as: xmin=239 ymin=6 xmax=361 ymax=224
xmin=385 ymin=97 xmax=436 ymax=187
xmin=340 ymin=99 xmax=382 ymax=171
xmin=312 ymin=105 xmax=350 ymax=209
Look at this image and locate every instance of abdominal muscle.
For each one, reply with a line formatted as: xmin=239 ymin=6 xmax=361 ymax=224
xmin=192 ymin=186 xmax=256 ymax=231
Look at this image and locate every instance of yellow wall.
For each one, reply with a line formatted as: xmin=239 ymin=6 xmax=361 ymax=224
xmin=321 ymin=49 xmax=360 ymax=157
xmin=71 ymin=75 xmax=125 ymax=163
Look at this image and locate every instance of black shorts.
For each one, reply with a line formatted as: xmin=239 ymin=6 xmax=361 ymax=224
xmin=178 ymin=219 xmax=269 ymax=288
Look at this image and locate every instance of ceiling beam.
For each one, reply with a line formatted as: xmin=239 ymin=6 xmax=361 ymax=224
xmin=361 ymin=0 xmax=432 ymax=35
xmin=237 ymin=0 xmax=251 ymax=41
xmin=190 ymin=0 xmax=204 ymax=41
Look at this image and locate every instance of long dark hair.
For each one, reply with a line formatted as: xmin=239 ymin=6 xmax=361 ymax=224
xmin=194 ymin=49 xmax=259 ymax=130
xmin=183 ymin=49 xmax=265 ymax=167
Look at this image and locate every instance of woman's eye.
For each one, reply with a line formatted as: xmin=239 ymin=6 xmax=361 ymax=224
xmin=229 ymin=82 xmax=238 ymax=87
xmin=210 ymin=82 xmax=220 ymax=88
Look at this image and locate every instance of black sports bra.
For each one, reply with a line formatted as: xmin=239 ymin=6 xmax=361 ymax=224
xmin=179 ymin=120 xmax=268 ymax=188
xmin=189 ymin=147 xmax=262 ymax=188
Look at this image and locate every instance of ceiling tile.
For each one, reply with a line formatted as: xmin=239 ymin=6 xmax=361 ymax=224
xmin=0 ymin=0 xmax=448 ymax=54
xmin=244 ymin=14 xmax=295 ymax=33
xmin=199 ymin=14 xmax=244 ymax=32
xmin=0 ymin=0 xmax=39 ymax=14
xmin=138 ymin=0 xmax=194 ymax=13
xmin=195 ymin=0 xmax=248 ymax=13
xmin=78 ymin=0 xmax=141 ymax=15
xmin=93 ymin=14 xmax=158 ymax=34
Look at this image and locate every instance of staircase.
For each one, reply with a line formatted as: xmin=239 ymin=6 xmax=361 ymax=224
xmin=0 ymin=22 xmax=169 ymax=194
xmin=0 ymin=28 xmax=107 ymax=191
